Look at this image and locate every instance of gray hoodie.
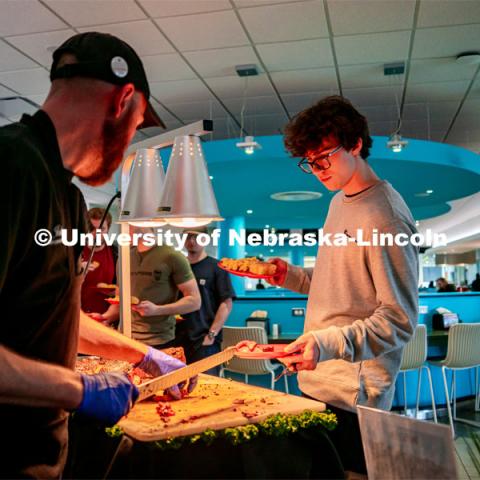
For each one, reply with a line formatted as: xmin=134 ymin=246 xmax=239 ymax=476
xmin=284 ymin=181 xmax=419 ymax=412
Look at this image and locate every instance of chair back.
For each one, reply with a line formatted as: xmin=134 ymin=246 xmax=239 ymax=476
xmin=442 ymin=323 xmax=480 ymax=368
xmin=400 ymin=324 xmax=427 ymax=371
xmin=221 ymin=326 xmax=275 ymax=375
xmin=357 ymin=406 xmax=457 ymax=480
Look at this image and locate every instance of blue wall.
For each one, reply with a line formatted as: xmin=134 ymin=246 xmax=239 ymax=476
xmin=225 ymin=292 xmax=480 ymax=407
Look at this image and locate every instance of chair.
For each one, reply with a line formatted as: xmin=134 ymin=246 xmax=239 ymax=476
xmin=398 ymin=324 xmax=437 ymax=422
xmin=220 ymin=326 xmax=289 ymax=393
xmin=429 ymin=323 xmax=480 ymax=437
xmin=357 ymin=405 xmax=457 ymax=480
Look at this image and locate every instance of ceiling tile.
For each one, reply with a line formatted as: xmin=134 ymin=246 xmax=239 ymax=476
xmin=183 ymin=46 xmax=261 ymax=78
xmin=25 ymin=93 xmax=48 ymax=106
xmin=359 ymin=104 xmax=398 ymax=124
xmin=239 ymin=1 xmax=328 ymax=43
xmin=257 ymin=38 xmax=333 ymax=71
xmin=281 ymin=91 xmax=337 ymax=115
xmin=205 ymin=74 xmax=274 ymax=98
xmin=148 ymin=99 xmax=182 ymax=124
xmin=44 ymin=0 xmax=146 ymax=27
xmin=0 ymin=0 xmax=68 ymax=36
xmin=6 ymin=30 xmax=76 ymax=68
xmin=141 ymin=53 xmax=197 ymax=82
xmin=339 ymin=63 xmax=404 ymax=89
xmin=155 ymin=10 xmax=248 ymax=51
xmin=150 ymin=78 xmax=214 ymax=103
xmin=412 ymin=24 xmax=480 ymax=59
xmin=243 ymin=113 xmax=287 ymax=135
xmin=467 ymin=76 xmax=480 ymax=98
xmin=161 ymin=100 xmax=226 ymax=120
xmin=447 ymin=99 xmax=480 ymax=128
xmin=271 ymin=68 xmax=338 ymax=94
xmin=334 ymin=30 xmax=410 ymax=66
xmin=0 ymin=40 xmax=38 ymax=72
xmin=409 ymin=58 xmax=478 ymax=84
xmin=343 ymin=86 xmax=403 ymax=106
xmin=0 ymin=96 xmax=37 ymax=120
xmin=403 ymin=101 xmax=458 ymax=130
xmin=0 ymin=84 xmax=15 ymax=96
xmin=405 ymin=80 xmax=469 ymax=103
xmin=140 ymin=0 xmax=231 ymax=17
xmin=368 ymin=120 xmax=398 ymax=136
xmin=417 ymin=0 xmax=480 ymax=28
xmin=223 ymin=95 xmax=284 ymax=116
xmin=234 ymin=0 xmax=306 ymax=7
xmin=0 ymin=68 xmax=50 ymax=95
xmin=327 ymin=0 xmax=415 ymax=36
xmin=78 ymin=20 xmax=174 ymax=56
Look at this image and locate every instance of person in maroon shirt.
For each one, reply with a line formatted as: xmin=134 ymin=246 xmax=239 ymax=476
xmin=81 ymin=208 xmax=117 ymax=317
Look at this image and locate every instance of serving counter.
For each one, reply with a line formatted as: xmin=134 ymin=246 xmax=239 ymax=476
xmin=66 ymin=375 xmax=343 ymax=479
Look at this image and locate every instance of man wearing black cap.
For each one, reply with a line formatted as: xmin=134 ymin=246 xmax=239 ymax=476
xmin=0 ymin=32 xmax=194 ymax=478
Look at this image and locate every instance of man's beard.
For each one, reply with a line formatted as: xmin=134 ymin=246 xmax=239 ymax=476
xmin=79 ymin=112 xmax=134 ymax=187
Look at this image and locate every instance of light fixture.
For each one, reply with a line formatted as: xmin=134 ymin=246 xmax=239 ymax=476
xmin=157 ymin=135 xmax=223 ymax=228
xmin=387 ymin=133 xmax=408 ymax=153
xmin=246 ymin=209 xmax=253 ymax=214
xmin=456 ymin=51 xmax=480 ymax=65
xmin=236 ymin=135 xmax=262 ymax=155
xmin=234 ymin=67 xmax=262 ymax=155
xmin=118 ymin=148 xmax=166 ymax=226
xmin=271 ymin=191 xmax=322 ymax=201
xmin=426 ymin=189 xmax=433 ymax=194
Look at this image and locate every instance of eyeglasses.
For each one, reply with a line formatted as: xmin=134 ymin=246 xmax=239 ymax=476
xmin=297 ymin=145 xmax=343 ymax=174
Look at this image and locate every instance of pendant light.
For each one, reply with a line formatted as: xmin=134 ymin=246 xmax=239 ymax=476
xmin=157 ymin=135 xmax=223 ymax=227
xmin=118 ymin=148 xmax=167 ymax=226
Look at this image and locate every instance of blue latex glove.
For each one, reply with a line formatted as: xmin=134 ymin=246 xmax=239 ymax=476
xmin=136 ymin=347 xmax=198 ymax=399
xmin=77 ymin=372 xmax=139 ymax=426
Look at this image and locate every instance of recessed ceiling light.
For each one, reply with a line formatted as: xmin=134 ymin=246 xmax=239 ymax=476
xmin=265 ymin=224 xmax=270 ymax=229
xmin=456 ymin=51 xmax=480 ymax=65
xmin=209 ymin=175 xmax=214 ymax=180
xmin=271 ymin=191 xmax=323 ymax=202
xmin=246 ymin=209 xmax=253 ymax=214
xmin=269 ymin=249 xmax=274 ymax=253
xmin=426 ymin=189 xmax=433 ymax=194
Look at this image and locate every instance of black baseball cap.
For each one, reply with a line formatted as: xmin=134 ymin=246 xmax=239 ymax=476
xmin=50 ymin=32 xmax=165 ymax=129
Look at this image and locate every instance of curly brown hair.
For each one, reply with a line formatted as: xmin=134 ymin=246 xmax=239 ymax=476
xmin=284 ymin=95 xmax=372 ymax=160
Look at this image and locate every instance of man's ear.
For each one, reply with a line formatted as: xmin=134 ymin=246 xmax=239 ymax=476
xmin=110 ymin=83 xmax=135 ymax=119
xmin=352 ymin=138 xmax=363 ymax=157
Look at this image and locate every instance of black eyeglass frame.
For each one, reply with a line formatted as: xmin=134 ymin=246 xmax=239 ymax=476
xmin=297 ymin=145 xmax=343 ymax=174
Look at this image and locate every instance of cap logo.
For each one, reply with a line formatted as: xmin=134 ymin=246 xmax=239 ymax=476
xmin=111 ymin=56 xmax=128 ymax=78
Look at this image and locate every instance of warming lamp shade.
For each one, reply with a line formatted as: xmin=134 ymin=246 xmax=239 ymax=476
xmin=118 ymin=148 xmax=167 ymax=226
xmin=158 ymin=135 xmax=223 ymax=227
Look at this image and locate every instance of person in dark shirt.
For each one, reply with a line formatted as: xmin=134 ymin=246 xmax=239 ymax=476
xmin=436 ymin=277 xmax=456 ymax=292
xmin=81 ymin=208 xmax=118 ymax=317
xmin=176 ymin=229 xmax=235 ymax=375
xmin=471 ymin=274 xmax=480 ymax=292
xmin=0 ymin=32 xmax=195 ymax=478
xmin=256 ymin=279 xmax=266 ymax=290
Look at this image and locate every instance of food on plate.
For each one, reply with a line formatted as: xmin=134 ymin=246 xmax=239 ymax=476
xmin=249 ymin=263 xmax=276 ymax=276
xmin=220 ymin=257 xmax=277 ymax=276
xmin=97 ymin=282 xmax=117 ymax=289
xmin=235 ymin=340 xmax=274 ymax=354
xmin=109 ymin=295 xmax=140 ymax=305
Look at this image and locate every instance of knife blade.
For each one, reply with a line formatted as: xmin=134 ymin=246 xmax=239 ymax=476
xmin=137 ymin=346 xmax=236 ymax=402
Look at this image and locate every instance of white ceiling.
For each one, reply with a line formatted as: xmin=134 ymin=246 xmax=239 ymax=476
xmin=0 ymin=0 xmax=479 ymax=153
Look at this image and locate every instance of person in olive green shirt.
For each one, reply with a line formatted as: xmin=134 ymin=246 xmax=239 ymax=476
xmin=94 ymin=232 xmax=201 ymax=349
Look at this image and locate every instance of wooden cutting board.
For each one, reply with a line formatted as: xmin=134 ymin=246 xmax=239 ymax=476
xmin=118 ymin=374 xmax=325 ymax=442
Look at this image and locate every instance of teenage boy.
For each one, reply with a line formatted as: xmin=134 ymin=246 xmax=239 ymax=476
xmin=270 ymin=96 xmax=419 ymax=474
